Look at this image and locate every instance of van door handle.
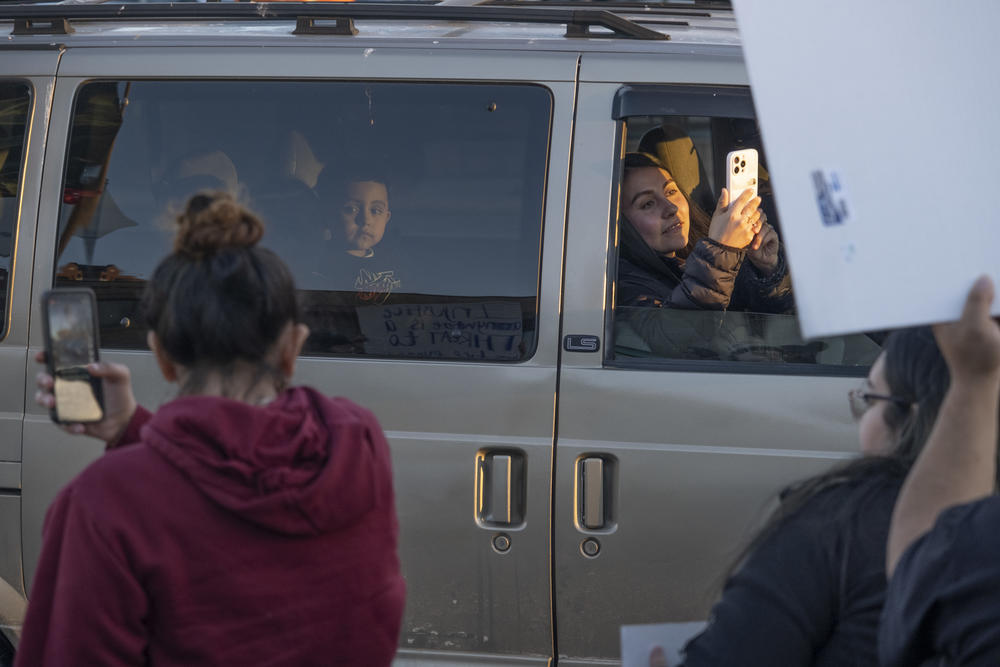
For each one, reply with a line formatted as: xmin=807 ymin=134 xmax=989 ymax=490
xmin=475 ymin=450 xmax=525 ymax=527
xmin=579 ymin=457 xmax=605 ymax=530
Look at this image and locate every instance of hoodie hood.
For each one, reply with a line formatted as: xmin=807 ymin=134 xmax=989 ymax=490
xmin=620 ymin=215 xmax=685 ymax=285
xmin=142 ymin=386 xmax=387 ymax=536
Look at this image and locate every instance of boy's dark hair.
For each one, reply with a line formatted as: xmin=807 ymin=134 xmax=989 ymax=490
xmin=316 ymin=164 xmax=392 ymax=202
xmin=140 ymin=191 xmax=299 ymax=391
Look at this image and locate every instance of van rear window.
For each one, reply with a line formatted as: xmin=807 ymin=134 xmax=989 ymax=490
xmin=54 ymin=80 xmax=551 ymax=362
xmin=0 ymin=81 xmax=30 ymax=338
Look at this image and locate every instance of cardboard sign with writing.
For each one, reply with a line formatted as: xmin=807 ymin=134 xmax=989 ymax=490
xmin=357 ymin=301 xmax=523 ymax=360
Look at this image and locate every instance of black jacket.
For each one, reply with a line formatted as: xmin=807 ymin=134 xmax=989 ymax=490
xmin=681 ymin=469 xmax=904 ymax=667
xmin=616 ymin=219 xmax=794 ymax=313
xmin=880 ymin=496 xmax=1000 ymax=667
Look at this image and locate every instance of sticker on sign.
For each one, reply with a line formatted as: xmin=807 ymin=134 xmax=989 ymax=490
xmin=810 ymin=169 xmax=852 ymax=228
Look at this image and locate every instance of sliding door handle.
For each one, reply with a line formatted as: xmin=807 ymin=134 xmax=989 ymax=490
xmin=576 ymin=455 xmax=617 ymax=532
xmin=475 ymin=450 xmax=525 ymax=528
xmin=580 ymin=457 xmax=604 ymax=529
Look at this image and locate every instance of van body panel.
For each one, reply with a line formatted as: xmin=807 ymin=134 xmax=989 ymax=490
xmin=54 ymin=46 xmax=578 ymax=83
xmin=579 ymin=52 xmax=748 ymax=86
xmin=0 ymin=495 xmax=23 ymax=598
xmin=552 ymin=75 xmax=861 ymax=661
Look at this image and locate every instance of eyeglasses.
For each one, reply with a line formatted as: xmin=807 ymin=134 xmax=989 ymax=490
xmin=848 ymin=387 xmax=910 ymax=421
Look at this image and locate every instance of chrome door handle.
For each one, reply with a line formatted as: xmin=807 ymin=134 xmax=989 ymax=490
xmin=579 ymin=457 xmax=605 ymax=530
xmin=476 ymin=450 xmax=525 ymax=527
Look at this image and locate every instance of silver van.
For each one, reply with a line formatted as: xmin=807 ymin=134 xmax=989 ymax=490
xmin=0 ymin=2 xmax=879 ymax=664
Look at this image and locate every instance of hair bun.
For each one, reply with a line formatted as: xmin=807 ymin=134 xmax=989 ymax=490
xmin=174 ymin=191 xmax=265 ymax=258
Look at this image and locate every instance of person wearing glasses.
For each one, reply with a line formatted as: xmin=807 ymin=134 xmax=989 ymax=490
xmin=880 ymin=276 xmax=1000 ymax=666
xmin=669 ymin=327 xmax=965 ymax=666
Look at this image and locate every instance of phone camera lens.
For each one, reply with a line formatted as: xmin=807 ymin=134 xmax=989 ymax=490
xmin=740 ymin=160 xmax=746 ymax=168
xmin=733 ymin=166 xmax=740 ymax=174
xmin=734 ymin=156 xmax=740 ymax=164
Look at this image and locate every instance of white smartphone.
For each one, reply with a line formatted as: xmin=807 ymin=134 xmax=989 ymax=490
xmin=725 ymin=148 xmax=759 ymax=200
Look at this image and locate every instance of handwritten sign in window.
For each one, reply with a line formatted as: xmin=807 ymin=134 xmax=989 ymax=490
xmin=357 ymin=301 xmax=523 ymax=360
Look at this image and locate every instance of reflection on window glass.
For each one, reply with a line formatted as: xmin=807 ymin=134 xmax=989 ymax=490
xmin=0 ymin=82 xmax=30 ymax=334
xmin=56 ymin=81 xmax=551 ymax=361
xmin=613 ymin=115 xmax=880 ymax=369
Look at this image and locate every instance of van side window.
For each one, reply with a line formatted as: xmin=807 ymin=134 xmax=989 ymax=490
xmin=55 ymin=80 xmax=551 ymax=361
xmin=0 ymin=81 xmax=30 ymax=336
xmin=612 ymin=112 xmax=881 ymax=370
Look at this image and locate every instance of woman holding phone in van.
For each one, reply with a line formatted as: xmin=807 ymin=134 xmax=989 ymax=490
xmin=617 ymin=152 xmax=792 ymax=313
xmin=663 ymin=327 xmax=981 ymax=666
xmin=19 ymin=192 xmax=405 ymax=666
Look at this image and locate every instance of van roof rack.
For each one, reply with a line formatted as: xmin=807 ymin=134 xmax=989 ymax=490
xmin=1 ymin=2 xmax=672 ymax=40
xmin=482 ymin=0 xmax=731 ymax=11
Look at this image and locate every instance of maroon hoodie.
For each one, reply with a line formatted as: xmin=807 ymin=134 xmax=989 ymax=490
xmin=16 ymin=387 xmax=405 ymax=666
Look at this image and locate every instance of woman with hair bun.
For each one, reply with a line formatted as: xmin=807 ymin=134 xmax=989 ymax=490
xmin=18 ymin=192 xmax=405 ymax=666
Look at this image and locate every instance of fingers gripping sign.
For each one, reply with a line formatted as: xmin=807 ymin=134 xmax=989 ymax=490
xmin=649 ymin=646 xmax=669 ymax=667
xmin=932 ymin=275 xmax=1000 ymax=384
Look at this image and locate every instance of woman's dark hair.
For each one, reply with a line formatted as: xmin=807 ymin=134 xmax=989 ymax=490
xmin=726 ymin=327 xmax=951 ymax=579
xmin=141 ymin=191 xmax=299 ymax=393
xmin=621 ymin=152 xmax=712 ymax=258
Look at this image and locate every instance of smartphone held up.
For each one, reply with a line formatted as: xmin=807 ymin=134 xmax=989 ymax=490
xmin=41 ymin=288 xmax=104 ymax=424
xmin=726 ymin=148 xmax=759 ymax=200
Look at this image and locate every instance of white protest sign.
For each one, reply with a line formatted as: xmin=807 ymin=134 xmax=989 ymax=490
xmin=732 ymin=0 xmax=1000 ymax=337
xmin=357 ymin=301 xmax=523 ymax=360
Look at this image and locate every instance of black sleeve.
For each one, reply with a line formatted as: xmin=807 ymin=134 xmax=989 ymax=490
xmin=619 ymin=239 xmax=745 ymax=310
xmin=681 ymin=510 xmax=838 ymax=667
xmin=879 ymin=498 xmax=1000 ymax=667
xmin=731 ymin=248 xmax=795 ymax=314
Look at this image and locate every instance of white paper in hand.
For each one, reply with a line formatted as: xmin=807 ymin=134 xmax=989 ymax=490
xmin=620 ymin=621 xmax=706 ymax=667
xmin=732 ymin=0 xmax=1000 ymax=337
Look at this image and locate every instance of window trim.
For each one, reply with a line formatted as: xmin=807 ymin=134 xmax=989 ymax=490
xmin=0 ymin=79 xmax=33 ymax=343
xmin=611 ymin=84 xmax=757 ymax=121
xmin=606 ymin=354 xmax=871 ymax=378
xmin=605 ymin=83 xmax=871 ymax=378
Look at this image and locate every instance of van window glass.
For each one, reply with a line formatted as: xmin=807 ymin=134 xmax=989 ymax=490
xmin=613 ymin=115 xmax=881 ymax=370
xmin=0 ymin=81 xmax=30 ymax=335
xmin=55 ymin=80 xmax=550 ymax=361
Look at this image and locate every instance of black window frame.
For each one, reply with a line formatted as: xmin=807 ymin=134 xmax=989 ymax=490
xmin=605 ymin=83 xmax=871 ymax=378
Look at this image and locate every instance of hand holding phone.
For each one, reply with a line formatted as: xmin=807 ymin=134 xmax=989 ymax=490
xmin=41 ymin=289 xmax=105 ymax=423
xmin=726 ymin=148 xmax=759 ymax=200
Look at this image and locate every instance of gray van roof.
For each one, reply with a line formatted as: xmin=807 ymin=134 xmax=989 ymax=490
xmin=0 ymin=1 xmax=740 ymax=52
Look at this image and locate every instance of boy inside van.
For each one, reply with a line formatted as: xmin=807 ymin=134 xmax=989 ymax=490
xmin=297 ymin=166 xmax=404 ymax=355
xmin=315 ymin=166 xmax=402 ymax=303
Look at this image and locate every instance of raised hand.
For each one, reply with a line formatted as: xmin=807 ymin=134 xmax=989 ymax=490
xmin=747 ymin=215 xmax=780 ymax=275
xmin=708 ymin=188 xmax=762 ymax=250
xmin=933 ymin=276 xmax=1000 ymax=384
xmin=35 ymin=351 xmax=138 ymax=444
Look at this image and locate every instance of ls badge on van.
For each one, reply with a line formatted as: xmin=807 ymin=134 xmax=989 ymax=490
xmin=563 ymin=335 xmax=600 ymax=353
